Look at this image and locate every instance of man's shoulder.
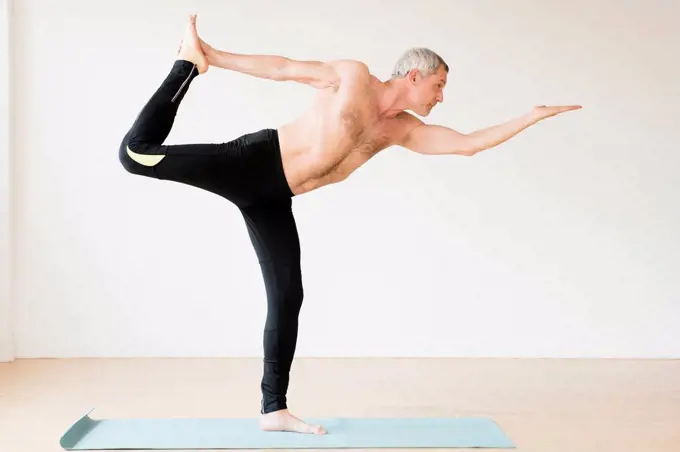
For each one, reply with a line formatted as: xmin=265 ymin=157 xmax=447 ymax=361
xmin=390 ymin=112 xmax=425 ymax=144
xmin=327 ymin=59 xmax=371 ymax=79
xmin=394 ymin=111 xmax=423 ymax=130
xmin=328 ymin=59 xmax=369 ymax=71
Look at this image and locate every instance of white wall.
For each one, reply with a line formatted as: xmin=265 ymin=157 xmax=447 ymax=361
xmin=0 ymin=0 xmax=13 ymax=363
xmin=12 ymin=0 xmax=680 ymax=359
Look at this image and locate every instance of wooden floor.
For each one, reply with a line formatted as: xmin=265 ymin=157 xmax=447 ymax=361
xmin=1 ymin=358 xmax=678 ymax=451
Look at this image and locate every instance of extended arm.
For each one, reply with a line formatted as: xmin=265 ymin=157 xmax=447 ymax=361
xmin=200 ymin=41 xmax=339 ymax=89
xmin=399 ymin=105 xmax=581 ymax=156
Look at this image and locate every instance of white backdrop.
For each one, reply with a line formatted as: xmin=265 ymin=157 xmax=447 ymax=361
xmin=0 ymin=0 xmax=13 ymax=362
xmin=7 ymin=0 xmax=680 ymax=360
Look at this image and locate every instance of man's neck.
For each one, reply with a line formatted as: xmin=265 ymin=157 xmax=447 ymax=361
xmin=374 ymin=78 xmax=410 ymax=119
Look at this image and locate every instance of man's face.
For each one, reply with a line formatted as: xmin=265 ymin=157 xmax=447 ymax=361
xmin=409 ymin=66 xmax=447 ymax=116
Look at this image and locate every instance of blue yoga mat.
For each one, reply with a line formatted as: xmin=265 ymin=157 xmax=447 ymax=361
xmin=60 ymin=409 xmax=515 ymax=449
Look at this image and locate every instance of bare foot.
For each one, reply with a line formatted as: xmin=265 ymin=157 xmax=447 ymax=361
xmin=259 ymin=409 xmax=326 ymax=435
xmin=176 ymin=14 xmax=208 ymax=74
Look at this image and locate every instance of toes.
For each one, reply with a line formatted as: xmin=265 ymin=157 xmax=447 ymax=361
xmin=303 ymin=423 xmax=326 ymax=435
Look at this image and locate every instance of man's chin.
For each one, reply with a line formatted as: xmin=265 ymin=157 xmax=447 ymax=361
xmin=409 ymin=107 xmax=432 ymax=117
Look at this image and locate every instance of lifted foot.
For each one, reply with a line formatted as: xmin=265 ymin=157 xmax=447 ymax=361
xmin=176 ymin=14 xmax=208 ymax=74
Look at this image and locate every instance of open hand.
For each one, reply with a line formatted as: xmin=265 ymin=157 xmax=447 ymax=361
xmin=199 ymin=37 xmax=214 ymax=54
xmin=531 ymin=105 xmax=582 ymax=122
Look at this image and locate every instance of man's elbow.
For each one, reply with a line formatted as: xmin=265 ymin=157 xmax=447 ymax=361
xmin=430 ymin=131 xmax=484 ymax=156
xmin=268 ymin=57 xmax=295 ymax=81
xmin=456 ymin=135 xmax=487 ymax=156
xmin=461 ymin=147 xmax=483 ymax=156
xmin=424 ymin=146 xmax=477 ymax=156
xmin=451 ymin=142 xmax=480 ymax=156
xmin=452 ymin=146 xmax=478 ymax=156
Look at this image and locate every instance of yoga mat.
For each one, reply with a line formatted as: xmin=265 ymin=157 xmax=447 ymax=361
xmin=60 ymin=409 xmax=515 ymax=450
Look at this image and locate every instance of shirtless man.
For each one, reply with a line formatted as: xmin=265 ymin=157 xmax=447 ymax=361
xmin=119 ymin=15 xmax=580 ymax=435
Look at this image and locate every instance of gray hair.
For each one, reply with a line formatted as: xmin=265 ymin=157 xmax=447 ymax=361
xmin=391 ymin=47 xmax=449 ymax=79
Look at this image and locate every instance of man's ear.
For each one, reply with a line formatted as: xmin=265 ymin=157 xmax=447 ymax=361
xmin=407 ymin=68 xmax=420 ymax=84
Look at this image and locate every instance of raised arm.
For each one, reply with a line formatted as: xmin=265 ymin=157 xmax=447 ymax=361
xmin=199 ymin=40 xmax=339 ymax=89
xmin=399 ymin=105 xmax=581 ymax=156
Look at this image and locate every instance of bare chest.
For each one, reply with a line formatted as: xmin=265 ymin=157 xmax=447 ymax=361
xmin=282 ymin=78 xmax=413 ymax=189
xmin=325 ymin=114 xmax=400 ymax=175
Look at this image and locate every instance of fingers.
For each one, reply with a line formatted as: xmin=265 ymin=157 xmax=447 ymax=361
xmin=537 ymin=105 xmax=581 ymax=111
xmin=532 ymin=104 xmax=581 ymax=122
xmin=543 ymin=105 xmax=582 ymax=117
xmin=555 ymin=105 xmax=582 ymax=116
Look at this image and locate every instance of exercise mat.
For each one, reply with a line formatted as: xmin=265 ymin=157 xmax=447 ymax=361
xmin=60 ymin=409 xmax=515 ymax=449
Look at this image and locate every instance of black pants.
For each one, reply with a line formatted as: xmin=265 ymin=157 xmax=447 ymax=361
xmin=119 ymin=59 xmax=302 ymax=414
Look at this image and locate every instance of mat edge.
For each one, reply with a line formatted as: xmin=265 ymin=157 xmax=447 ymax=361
xmin=60 ymin=408 xmax=99 ymax=450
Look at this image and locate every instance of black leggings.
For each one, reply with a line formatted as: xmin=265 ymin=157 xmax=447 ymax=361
xmin=119 ymin=59 xmax=302 ymax=414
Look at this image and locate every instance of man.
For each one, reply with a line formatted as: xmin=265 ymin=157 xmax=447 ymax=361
xmin=119 ymin=14 xmax=580 ymax=435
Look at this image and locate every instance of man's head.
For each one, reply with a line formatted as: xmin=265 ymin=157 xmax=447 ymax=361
xmin=391 ymin=48 xmax=449 ymax=116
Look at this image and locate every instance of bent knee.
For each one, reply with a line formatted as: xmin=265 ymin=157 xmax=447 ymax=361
xmin=118 ymin=136 xmax=166 ymax=175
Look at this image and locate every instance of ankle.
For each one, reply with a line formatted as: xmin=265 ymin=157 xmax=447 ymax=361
xmin=261 ymin=396 xmax=288 ymax=414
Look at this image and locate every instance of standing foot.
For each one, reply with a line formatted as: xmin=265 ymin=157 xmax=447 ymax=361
xmin=259 ymin=409 xmax=327 ymax=435
xmin=176 ymin=14 xmax=208 ymax=74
